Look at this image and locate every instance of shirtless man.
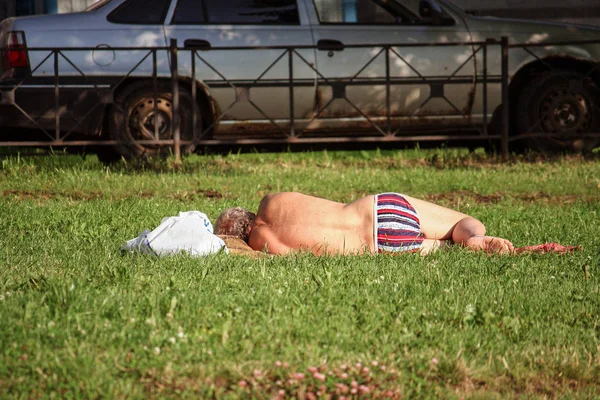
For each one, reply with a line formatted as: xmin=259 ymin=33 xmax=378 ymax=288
xmin=215 ymin=192 xmax=514 ymax=255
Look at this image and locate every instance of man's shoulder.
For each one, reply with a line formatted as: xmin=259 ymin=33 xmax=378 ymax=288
xmin=262 ymin=191 xmax=301 ymax=199
xmin=260 ymin=192 xmax=302 ymax=206
xmin=248 ymin=224 xmax=276 ymax=253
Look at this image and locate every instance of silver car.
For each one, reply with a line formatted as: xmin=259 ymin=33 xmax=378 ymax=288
xmin=1 ymin=0 xmax=599 ymax=159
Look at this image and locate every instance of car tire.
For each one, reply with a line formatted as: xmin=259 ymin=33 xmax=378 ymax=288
xmin=94 ymin=145 xmax=123 ymax=164
xmin=109 ymin=81 xmax=202 ymax=159
xmin=515 ymin=70 xmax=600 ymax=152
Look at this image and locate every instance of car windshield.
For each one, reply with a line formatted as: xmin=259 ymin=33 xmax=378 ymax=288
xmin=85 ymin=0 xmax=113 ymax=11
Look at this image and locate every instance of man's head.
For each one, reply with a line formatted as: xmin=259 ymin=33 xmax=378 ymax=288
xmin=214 ymin=207 xmax=256 ymax=243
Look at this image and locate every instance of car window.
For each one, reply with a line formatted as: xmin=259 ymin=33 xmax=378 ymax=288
xmin=400 ymin=0 xmax=455 ymax=24
xmin=172 ymin=0 xmax=300 ymax=25
xmin=313 ymin=0 xmax=397 ymax=24
xmin=172 ymin=0 xmax=206 ymax=24
xmin=107 ymin=0 xmax=170 ymax=24
xmin=314 ymin=0 xmax=424 ymax=24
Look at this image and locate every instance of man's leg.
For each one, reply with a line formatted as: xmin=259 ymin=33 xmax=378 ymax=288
xmin=420 ymin=239 xmax=451 ymax=254
xmin=404 ymin=195 xmax=514 ymax=254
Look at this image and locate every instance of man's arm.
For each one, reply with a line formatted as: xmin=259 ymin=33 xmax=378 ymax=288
xmin=248 ymin=225 xmax=294 ymax=255
xmin=451 ymin=216 xmax=486 ymax=242
xmin=452 ymin=216 xmax=514 ymax=254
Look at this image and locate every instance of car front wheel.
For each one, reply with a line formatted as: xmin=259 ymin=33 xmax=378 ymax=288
xmin=109 ymin=81 xmax=201 ymax=160
xmin=515 ymin=70 xmax=600 ymax=152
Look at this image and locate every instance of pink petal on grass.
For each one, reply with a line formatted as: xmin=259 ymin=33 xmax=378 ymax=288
xmin=313 ymin=372 xmax=326 ymax=381
xmin=335 ymin=383 xmax=349 ymax=394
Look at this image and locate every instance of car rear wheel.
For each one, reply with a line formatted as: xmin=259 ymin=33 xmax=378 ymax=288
xmin=515 ymin=70 xmax=600 ymax=152
xmin=109 ymin=81 xmax=201 ymax=159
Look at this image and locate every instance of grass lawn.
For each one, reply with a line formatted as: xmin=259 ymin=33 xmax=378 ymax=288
xmin=1 ymin=148 xmax=599 ymax=398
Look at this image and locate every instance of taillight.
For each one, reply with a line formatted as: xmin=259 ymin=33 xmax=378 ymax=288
xmin=6 ymin=31 xmax=28 ymax=69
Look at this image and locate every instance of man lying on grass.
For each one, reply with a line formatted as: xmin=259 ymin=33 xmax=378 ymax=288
xmin=215 ymin=192 xmax=514 ymax=256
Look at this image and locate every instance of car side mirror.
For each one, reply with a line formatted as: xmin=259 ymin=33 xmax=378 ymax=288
xmin=419 ymin=0 xmax=454 ymax=25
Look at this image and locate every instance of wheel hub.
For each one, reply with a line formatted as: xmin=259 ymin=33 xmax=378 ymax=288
xmin=540 ymin=90 xmax=590 ymax=135
xmin=129 ymin=98 xmax=172 ymax=142
xmin=142 ymin=111 xmax=169 ymax=135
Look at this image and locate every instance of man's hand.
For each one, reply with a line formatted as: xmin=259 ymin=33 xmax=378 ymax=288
xmin=464 ymin=235 xmax=515 ymax=255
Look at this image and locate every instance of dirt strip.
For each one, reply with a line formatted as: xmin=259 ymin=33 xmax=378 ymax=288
xmin=0 ymin=189 xmax=225 ymax=201
xmin=424 ymin=190 xmax=597 ymax=205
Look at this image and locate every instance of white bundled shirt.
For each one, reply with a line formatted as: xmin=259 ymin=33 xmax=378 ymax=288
xmin=121 ymin=211 xmax=228 ymax=257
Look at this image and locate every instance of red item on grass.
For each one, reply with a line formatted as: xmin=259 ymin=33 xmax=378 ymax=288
xmin=515 ymin=242 xmax=581 ymax=254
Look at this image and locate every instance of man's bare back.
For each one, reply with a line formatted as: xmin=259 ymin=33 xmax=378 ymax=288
xmin=215 ymin=192 xmax=514 ymax=256
xmin=248 ymin=192 xmax=375 ymax=255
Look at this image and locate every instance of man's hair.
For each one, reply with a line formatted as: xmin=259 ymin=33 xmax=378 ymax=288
xmin=214 ymin=207 xmax=256 ymax=243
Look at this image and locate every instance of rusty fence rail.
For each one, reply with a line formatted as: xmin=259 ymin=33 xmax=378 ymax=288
xmin=0 ymin=36 xmax=599 ymax=161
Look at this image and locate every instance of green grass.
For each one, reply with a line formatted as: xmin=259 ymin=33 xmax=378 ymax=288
xmin=1 ymin=148 xmax=599 ymax=398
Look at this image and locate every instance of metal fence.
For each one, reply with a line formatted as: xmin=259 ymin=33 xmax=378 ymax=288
xmin=0 ymin=36 xmax=598 ymax=161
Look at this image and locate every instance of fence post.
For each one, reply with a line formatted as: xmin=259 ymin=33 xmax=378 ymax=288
xmin=152 ymin=50 xmax=159 ymax=140
xmin=170 ymin=38 xmax=181 ymax=163
xmin=288 ymin=48 xmax=295 ymax=138
xmin=501 ymin=36 xmax=509 ymax=161
xmin=385 ymin=46 xmax=391 ymax=135
xmin=483 ymin=39 xmax=490 ymax=137
xmin=54 ymin=50 xmax=60 ymax=142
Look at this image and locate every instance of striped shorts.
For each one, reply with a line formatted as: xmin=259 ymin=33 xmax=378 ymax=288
xmin=374 ymin=193 xmax=424 ymax=253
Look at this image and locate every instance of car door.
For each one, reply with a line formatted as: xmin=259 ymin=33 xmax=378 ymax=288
xmin=163 ymin=0 xmax=317 ymax=137
xmin=307 ymin=0 xmax=477 ymax=132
